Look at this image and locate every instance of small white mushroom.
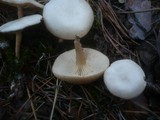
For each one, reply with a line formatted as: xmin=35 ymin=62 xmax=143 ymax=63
xmin=1 ymin=0 xmax=44 ymax=8
xmin=104 ymin=59 xmax=146 ymax=99
xmin=43 ymin=0 xmax=94 ymax=40
xmin=0 ymin=14 xmax=42 ymax=57
xmin=118 ymin=0 xmax=126 ymax=4
xmin=52 ymin=38 xmax=109 ymax=84
xmin=0 ymin=14 xmax=42 ymax=33
xmin=1 ymin=0 xmax=44 ymax=58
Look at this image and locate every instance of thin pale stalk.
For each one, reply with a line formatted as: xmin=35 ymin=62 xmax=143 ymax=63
xmin=15 ymin=6 xmax=23 ymax=58
xmin=31 ymin=1 xmax=44 ymax=9
xmin=18 ymin=6 xmax=23 ymax=18
xmin=15 ymin=31 xmax=22 ymax=58
xmin=74 ymin=37 xmax=86 ymax=75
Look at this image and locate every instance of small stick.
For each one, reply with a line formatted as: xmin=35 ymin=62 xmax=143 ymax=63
xmin=50 ymin=79 xmax=61 ymax=120
xmin=117 ymin=8 xmax=160 ymax=14
xmin=26 ymin=86 xmax=38 ymax=120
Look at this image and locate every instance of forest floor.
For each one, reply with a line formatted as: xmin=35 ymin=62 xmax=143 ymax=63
xmin=0 ymin=0 xmax=160 ymax=120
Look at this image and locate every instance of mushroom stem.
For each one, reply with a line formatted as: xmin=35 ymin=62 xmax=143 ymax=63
xmin=15 ymin=31 xmax=22 ymax=58
xmin=17 ymin=6 xmax=23 ymax=18
xmin=31 ymin=1 xmax=44 ymax=9
xmin=74 ymin=36 xmax=86 ymax=75
xmin=15 ymin=6 xmax=23 ymax=58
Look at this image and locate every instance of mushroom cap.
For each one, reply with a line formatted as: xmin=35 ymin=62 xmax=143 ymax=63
xmin=52 ymin=48 xmax=110 ymax=84
xmin=104 ymin=59 xmax=146 ymax=99
xmin=0 ymin=14 xmax=42 ymax=33
xmin=1 ymin=0 xmax=44 ymax=8
xmin=43 ymin=0 xmax=94 ymax=40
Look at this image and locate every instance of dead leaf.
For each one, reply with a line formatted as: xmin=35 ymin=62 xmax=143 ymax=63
xmin=126 ymin=0 xmax=152 ymax=40
xmin=129 ymin=24 xmax=145 ymax=40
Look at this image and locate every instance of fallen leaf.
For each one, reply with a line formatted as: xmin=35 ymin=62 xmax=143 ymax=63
xmin=126 ymin=0 xmax=152 ymax=40
xmin=129 ymin=24 xmax=145 ymax=40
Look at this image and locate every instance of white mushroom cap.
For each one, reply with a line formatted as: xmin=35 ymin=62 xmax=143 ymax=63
xmin=1 ymin=0 xmax=44 ymax=8
xmin=104 ymin=59 xmax=146 ymax=99
xmin=0 ymin=14 xmax=42 ymax=33
xmin=52 ymin=48 xmax=109 ymax=84
xmin=43 ymin=0 xmax=94 ymax=40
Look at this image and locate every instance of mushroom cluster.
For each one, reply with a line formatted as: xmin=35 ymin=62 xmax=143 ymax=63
xmin=104 ymin=59 xmax=146 ymax=99
xmin=0 ymin=0 xmax=44 ymax=58
xmin=0 ymin=0 xmax=147 ymax=98
xmin=43 ymin=0 xmax=110 ymax=84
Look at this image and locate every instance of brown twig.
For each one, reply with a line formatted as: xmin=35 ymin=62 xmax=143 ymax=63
xmin=26 ymin=86 xmax=38 ymax=120
xmin=50 ymin=79 xmax=61 ymax=120
xmin=117 ymin=8 xmax=160 ymax=14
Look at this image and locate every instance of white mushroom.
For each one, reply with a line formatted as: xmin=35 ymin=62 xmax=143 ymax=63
xmin=43 ymin=0 xmax=94 ymax=40
xmin=1 ymin=0 xmax=44 ymax=8
xmin=104 ymin=59 xmax=146 ymax=99
xmin=52 ymin=37 xmax=110 ymax=84
xmin=1 ymin=0 xmax=44 ymax=58
xmin=0 ymin=14 xmax=42 ymax=33
xmin=0 ymin=14 xmax=42 ymax=57
xmin=118 ymin=0 xmax=126 ymax=4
